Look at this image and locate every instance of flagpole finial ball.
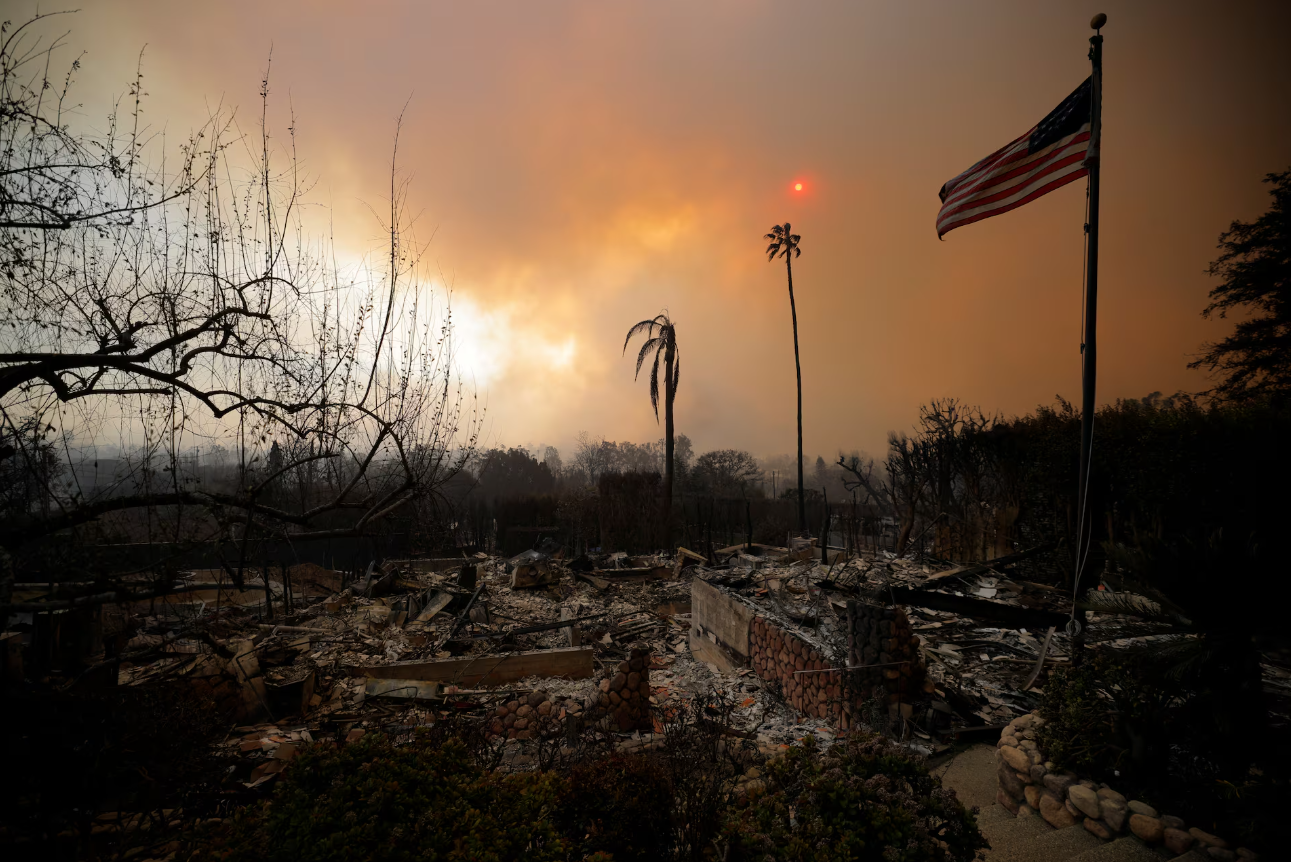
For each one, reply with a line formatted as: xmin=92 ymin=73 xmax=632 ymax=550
xmin=1090 ymin=12 xmax=1107 ymax=30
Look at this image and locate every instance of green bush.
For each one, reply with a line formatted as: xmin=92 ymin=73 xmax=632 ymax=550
xmin=194 ymin=733 xmax=568 ymax=862
xmin=556 ymin=752 xmax=674 ymax=862
xmin=721 ymin=734 xmax=986 ymax=862
xmin=1038 ymin=651 xmax=1287 ymax=853
xmin=1037 ymin=653 xmax=1178 ymax=781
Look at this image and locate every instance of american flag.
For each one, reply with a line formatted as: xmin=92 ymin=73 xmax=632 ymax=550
xmin=937 ymin=77 xmax=1094 ymax=238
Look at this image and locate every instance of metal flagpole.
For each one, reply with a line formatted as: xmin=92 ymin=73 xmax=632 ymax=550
xmin=1071 ymin=13 xmax=1105 ymax=653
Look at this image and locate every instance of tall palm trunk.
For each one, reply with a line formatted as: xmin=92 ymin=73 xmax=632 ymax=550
xmin=786 ymin=256 xmax=805 ymax=533
xmin=663 ymin=343 xmax=675 ymax=548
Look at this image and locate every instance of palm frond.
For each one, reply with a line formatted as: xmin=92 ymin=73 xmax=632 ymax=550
xmin=1118 ymin=635 xmax=1214 ymax=683
xmin=794 ymin=246 xmax=801 ymax=258
xmin=671 ymin=346 xmax=681 ymax=397
xmin=1079 ymin=591 xmax=1193 ymax=629
xmin=635 ymin=336 xmax=662 ymax=379
xmin=622 ymin=319 xmax=658 ymax=354
xmin=783 ymin=222 xmax=791 ymax=233
xmin=648 ymin=353 xmax=661 ymax=419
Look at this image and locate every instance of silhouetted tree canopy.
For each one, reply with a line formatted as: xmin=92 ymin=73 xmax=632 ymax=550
xmin=473 ymin=447 xmax=555 ymax=500
xmin=1190 ymin=168 xmax=1291 ymax=401
xmin=691 ymin=449 xmax=763 ymax=498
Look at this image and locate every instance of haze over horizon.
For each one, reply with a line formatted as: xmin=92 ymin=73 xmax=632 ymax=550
xmin=58 ymin=0 xmax=1291 ymax=461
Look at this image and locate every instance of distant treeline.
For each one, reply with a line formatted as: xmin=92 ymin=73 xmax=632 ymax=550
xmin=452 ymin=394 xmax=1291 ymax=570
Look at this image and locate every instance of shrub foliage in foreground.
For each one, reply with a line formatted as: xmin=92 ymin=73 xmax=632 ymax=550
xmin=193 ymin=730 xmax=985 ymax=862
xmin=722 ymin=735 xmax=986 ymax=862
xmin=194 ymin=733 xmax=568 ymax=862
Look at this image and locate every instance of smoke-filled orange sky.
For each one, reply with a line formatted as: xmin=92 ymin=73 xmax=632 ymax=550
xmin=64 ymin=0 xmax=1291 ymax=459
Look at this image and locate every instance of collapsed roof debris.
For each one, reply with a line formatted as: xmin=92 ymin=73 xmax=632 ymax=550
xmin=13 ymin=537 xmax=1278 ymax=802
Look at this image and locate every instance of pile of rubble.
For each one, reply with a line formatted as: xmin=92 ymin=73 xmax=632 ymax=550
xmin=12 ymin=539 xmax=1122 ymax=797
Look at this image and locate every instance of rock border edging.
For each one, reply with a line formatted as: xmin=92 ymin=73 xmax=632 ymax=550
xmin=995 ymin=710 xmax=1258 ymax=861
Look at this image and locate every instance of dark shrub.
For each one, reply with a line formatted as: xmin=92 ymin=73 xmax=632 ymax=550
xmin=721 ymin=734 xmax=986 ymax=862
xmin=194 ymin=733 xmax=568 ymax=862
xmin=557 ymin=751 xmax=674 ymax=862
xmin=1039 ymin=651 xmax=1287 ymax=853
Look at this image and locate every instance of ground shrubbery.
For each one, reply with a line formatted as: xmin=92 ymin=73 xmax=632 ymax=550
xmin=1039 ymin=652 xmax=1287 ymax=852
xmin=1 ymin=683 xmax=229 ymax=851
xmin=189 ymin=728 xmax=983 ymax=862
xmin=722 ymin=734 xmax=986 ymax=862
xmin=556 ymin=752 xmax=675 ymax=862
xmin=193 ymin=733 xmax=569 ymax=862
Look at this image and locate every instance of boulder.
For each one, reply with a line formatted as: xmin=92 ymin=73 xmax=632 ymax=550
xmin=1029 ymin=764 xmax=1048 ymax=785
xmin=1127 ymin=800 xmax=1158 ymax=818
xmin=1024 ymin=785 xmax=1042 ymax=809
xmin=1164 ymin=828 xmax=1196 ymax=855
xmin=1161 ymin=815 xmax=1185 ymax=831
xmin=1189 ymin=828 xmax=1228 ymax=850
xmin=1065 ymin=799 xmax=1084 ymax=820
xmin=1040 ymin=793 xmax=1077 ymax=829
xmin=1018 ymin=803 xmax=1036 ymax=818
xmin=1102 ymin=800 xmax=1127 ymax=832
xmin=1129 ymin=814 xmax=1164 ymax=844
xmin=1068 ymin=785 xmax=1102 ymax=819
xmin=1096 ymin=787 xmax=1127 ymax=806
xmin=1206 ymin=850 xmax=1236 ymax=862
xmin=1000 ymin=744 xmax=1031 ymax=773
xmin=997 ymin=788 xmax=1021 ymax=815
xmin=998 ymin=761 xmax=1027 ymax=798
xmin=1043 ymin=772 xmax=1076 ymax=796
xmin=1085 ymin=818 xmax=1112 ymax=840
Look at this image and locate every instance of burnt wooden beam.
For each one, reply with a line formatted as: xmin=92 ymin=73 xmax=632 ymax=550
xmin=356 ymin=647 xmax=594 ymax=687
xmin=889 ymin=587 xmax=1069 ymax=631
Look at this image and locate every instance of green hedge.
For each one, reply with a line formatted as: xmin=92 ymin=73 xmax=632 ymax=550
xmin=194 ymin=734 xmax=567 ymax=862
xmin=193 ymin=730 xmax=985 ymax=862
xmin=721 ymin=735 xmax=986 ymax=862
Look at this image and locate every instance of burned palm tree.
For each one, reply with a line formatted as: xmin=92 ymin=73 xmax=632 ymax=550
xmin=623 ymin=313 xmax=680 ymax=548
xmin=765 ymin=223 xmax=806 ymax=534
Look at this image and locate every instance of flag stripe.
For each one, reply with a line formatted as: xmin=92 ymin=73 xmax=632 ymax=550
xmin=939 ymin=144 xmax=1089 ymax=223
xmin=937 ymin=77 xmax=1094 ymax=237
xmin=944 ymin=132 xmax=1039 ymax=194
xmin=939 ymin=132 xmax=1031 ymax=202
xmin=941 ymin=130 xmax=1090 ymax=210
xmin=938 ymin=156 xmax=1088 ymax=235
xmin=939 ymin=169 xmax=1089 ymax=235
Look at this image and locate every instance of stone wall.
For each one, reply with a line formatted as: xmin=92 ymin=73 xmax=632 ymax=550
xmin=489 ymin=689 xmax=585 ymax=739
xmin=689 ymin=580 xmax=932 ymax=729
xmin=748 ymin=616 xmax=842 ymax=723
xmin=996 ymin=711 xmax=1257 ymax=860
xmin=587 ymin=645 xmax=653 ymax=731
xmin=486 ymin=645 xmax=653 ymax=740
xmin=844 ymin=601 xmax=931 ymax=705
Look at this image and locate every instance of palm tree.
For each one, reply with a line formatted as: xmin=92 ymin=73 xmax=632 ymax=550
xmin=765 ymin=223 xmax=806 ymax=534
xmin=623 ymin=313 xmax=680 ymax=548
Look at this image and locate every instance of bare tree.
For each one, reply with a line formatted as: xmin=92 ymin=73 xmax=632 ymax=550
xmin=839 ymin=399 xmax=1002 ymax=559
xmin=0 ymin=13 xmax=477 ymax=603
